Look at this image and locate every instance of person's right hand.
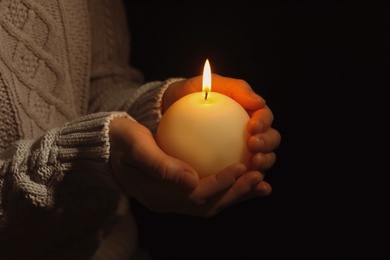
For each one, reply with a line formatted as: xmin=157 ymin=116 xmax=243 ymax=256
xmin=109 ymin=117 xmax=270 ymax=217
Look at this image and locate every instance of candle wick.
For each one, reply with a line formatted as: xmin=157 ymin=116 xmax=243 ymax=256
xmin=205 ymin=91 xmax=208 ymax=100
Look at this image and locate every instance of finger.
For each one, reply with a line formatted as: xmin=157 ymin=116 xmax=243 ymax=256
xmin=252 ymin=181 xmax=272 ymax=197
xmin=206 ymin=171 xmax=264 ymax=215
xmin=131 ymin=142 xmax=199 ymax=190
xmin=190 ymin=163 xmax=248 ymax=200
xmin=250 ymin=152 xmax=277 ymax=171
xmin=247 ymin=128 xmax=281 ymax=153
xmin=228 ymin=180 xmax=273 ymax=209
xmin=247 ymin=106 xmax=274 ymax=135
xmin=114 ymin=120 xmax=199 ymax=189
xmin=210 ymin=74 xmax=266 ymax=110
xmin=232 ymin=180 xmax=273 ymax=204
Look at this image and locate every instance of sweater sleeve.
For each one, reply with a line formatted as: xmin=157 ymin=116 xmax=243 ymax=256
xmin=86 ymin=0 xmax=186 ymax=134
xmin=0 ymin=111 xmax=129 ymax=229
xmin=123 ymin=77 xmax=186 ymax=134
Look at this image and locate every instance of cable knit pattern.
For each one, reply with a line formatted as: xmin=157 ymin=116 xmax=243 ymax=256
xmin=0 ymin=77 xmax=20 ymax=151
xmin=0 ymin=0 xmax=174 ymax=258
xmin=0 ymin=0 xmax=86 ymax=138
xmin=0 ymin=111 xmax=129 ymax=226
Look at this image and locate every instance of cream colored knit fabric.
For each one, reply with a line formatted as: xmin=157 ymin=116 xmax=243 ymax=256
xmin=0 ymin=0 xmax=170 ymax=258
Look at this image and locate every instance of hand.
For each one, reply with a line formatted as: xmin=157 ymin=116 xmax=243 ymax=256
xmin=109 ymin=117 xmax=271 ymax=217
xmin=163 ymin=74 xmax=281 ymax=175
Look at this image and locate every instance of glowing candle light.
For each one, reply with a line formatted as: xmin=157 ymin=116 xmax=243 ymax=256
xmin=156 ymin=59 xmax=250 ymax=178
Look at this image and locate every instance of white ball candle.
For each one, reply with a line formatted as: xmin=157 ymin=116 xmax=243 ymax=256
xmin=156 ymin=60 xmax=250 ymax=178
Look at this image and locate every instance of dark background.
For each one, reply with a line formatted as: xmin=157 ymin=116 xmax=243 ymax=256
xmin=125 ymin=3 xmax=389 ymax=260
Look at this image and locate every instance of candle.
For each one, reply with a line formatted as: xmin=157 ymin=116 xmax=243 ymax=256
xmin=156 ymin=59 xmax=250 ymax=178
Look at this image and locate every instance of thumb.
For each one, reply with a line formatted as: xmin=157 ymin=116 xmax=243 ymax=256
xmin=110 ymin=117 xmax=199 ymax=190
xmin=132 ymin=136 xmax=199 ymax=190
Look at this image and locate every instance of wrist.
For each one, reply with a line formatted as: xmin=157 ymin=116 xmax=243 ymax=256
xmin=160 ymin=78 xmax=186 ymax=114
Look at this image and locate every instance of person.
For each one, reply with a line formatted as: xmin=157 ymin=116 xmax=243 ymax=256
xmin=0 ymin=0 xmax=281 ymax=259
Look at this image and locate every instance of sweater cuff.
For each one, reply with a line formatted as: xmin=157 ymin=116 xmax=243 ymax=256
xmin=127 ymin=78 xmax=185 ymax=134
xmin=0 ymin=112 xmax=131 ymax=224
xmin=53 ymin=111 xmax=131 ymax=177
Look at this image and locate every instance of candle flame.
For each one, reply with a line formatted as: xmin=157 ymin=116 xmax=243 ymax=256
xmin=202 ymin=59 xmax=211 ymax=98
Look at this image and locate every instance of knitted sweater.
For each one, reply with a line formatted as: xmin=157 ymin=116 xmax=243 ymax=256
xmin=0 ymin=0 xmax=174 ymax=258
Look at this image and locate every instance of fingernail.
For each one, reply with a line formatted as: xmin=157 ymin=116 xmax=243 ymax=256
xmin=254 ymin=121 xmax=264 ymax=133
xmin=252 ymin=94 xmax=265 ymax=105
xmin=233 ymin=163 xmax=247 ymax=179
xmin=249 ymin=119 xmax=264 ymax=135
xmin=256 ymin=137 xmax=265 ymax=150
xmin=251 ymin=173 xmax=263 ymax=187
xmin=182 ymin=170 xmax=198 ymax=189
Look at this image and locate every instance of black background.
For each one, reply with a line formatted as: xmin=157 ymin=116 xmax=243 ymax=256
xmin=125 ymin=3 xmax=389 ymax=260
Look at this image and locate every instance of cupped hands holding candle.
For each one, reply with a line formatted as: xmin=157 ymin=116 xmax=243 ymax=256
xmin=109 ymin=60 xmax=280 ymax=217
xmin=158 ymin=60 xmax=280 ymax=178
xmin=157 ymin=60 xmax=252 ymax=178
